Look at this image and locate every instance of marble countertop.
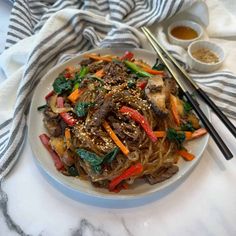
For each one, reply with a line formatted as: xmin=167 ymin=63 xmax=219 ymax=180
xmin=1 ymin=1 xmax=236 ymax=236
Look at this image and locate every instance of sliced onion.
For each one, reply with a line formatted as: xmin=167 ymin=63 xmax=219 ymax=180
xmin=48 ymin=95 xmax=72 ymax=113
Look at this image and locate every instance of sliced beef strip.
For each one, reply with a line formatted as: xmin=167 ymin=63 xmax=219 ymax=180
xmin=103 ymin=61 xmax=128 ymax=85
xmin=43 ymin=118 xmax=62 ymax=137
xmin=87 ymin=97 xmax=114 ymax=129
xmin=80 ymin=59 xmax=94 ymax=67
xmin=145 ymin=163 xmax=179 ymax=185
xmin=88 ymin=62 xmax=107 ymax=74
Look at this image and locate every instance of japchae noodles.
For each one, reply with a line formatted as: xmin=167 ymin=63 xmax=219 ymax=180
xmin=38 ymin=51 xmax=207 ymax=192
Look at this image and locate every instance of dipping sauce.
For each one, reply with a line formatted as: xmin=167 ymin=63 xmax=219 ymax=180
xmin=171 ymin=26 xmax=198 ymax=40
xmin=192 ymin=48 xmax=219 ymax=64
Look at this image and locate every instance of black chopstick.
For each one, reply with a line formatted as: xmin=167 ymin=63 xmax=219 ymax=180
xmin=141 ymin=26 xmax=233 ymax=160
xmin=142 ymin=26 xmax=236 ymax=139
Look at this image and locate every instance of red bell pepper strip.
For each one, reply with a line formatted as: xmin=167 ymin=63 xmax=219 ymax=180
xmin=109 ymin=163 xmax=143 ymax=191
xmin=45 ymin=90 xmax=54 ymax=100
xmin=39 ymin=134 xmax=64 ymax=171
xmin=64 ymin=72 xmax=72 ymax=79
xmin=119 ymin=106 xmax=157 ymax=142
xmin=120 ymin=51 xmax=134 ymax=61
xmin=57 ymin=97 xmax=77 ymax=126
xmin=137 ymin=80 xmax=148 ymax=90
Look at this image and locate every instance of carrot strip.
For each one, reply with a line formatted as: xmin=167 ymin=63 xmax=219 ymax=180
xmin=185 ymin=131 xmax=193 ymax=140
xmin=154 ymin=131 xmax=166 ymax=138
xmin=94 ymin=69 xmax=105 ymax=78
xmin=170 ymin=94 xmax=181 ymax=126
xmin=84 ymin=54 xmax=112 ymax=62
xmin=142 ymin=67 xmax=164 ymax=75
xmin=65 ymin=128 xmax=71 ymax=149
xmin=133 ymin=61 xmax=164 ymax=75
xmin=103 ymin=121 xmax=129 ymax=156
xmin=67 ymin=88 xmax=84 ymax=103
xmin=177 ymin=150 xmax=195 ymax=161
xmin=191 ymin=128 xmax=207 ymax=140
xmin=154 ymin=131 xmax=192 ymax=140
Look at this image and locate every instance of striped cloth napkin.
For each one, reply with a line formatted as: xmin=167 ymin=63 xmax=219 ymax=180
xmin=0 ymin=0 xmax=236 ymax=179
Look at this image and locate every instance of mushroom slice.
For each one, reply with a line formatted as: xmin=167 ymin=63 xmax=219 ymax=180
xmin=145 ymin=75 xmax=168 ymax=116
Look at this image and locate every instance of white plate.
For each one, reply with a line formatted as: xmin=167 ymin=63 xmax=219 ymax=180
xmin=28 ymin=48 xmax=210 ymax=203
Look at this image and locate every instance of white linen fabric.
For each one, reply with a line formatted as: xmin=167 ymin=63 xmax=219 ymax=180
xmin=0 ymin=0 xmax=236 ymax=179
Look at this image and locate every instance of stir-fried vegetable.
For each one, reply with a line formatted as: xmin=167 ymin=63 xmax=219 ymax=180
xmin=177 ymin=149 xmax=195 ymax=161
xmin=37 ymin=104 xmax=47 ymax=111
xmin=53 ymin=75 xmax=73 ymax=94
xmin=124 ymin=61 xmax=152 ymax=78
xmin=167 ymin=128 xmax=186 ymax=148
xmin=109 ymin=163 xmax=143 ymax=191
xmin=120 ymin=51 xmax=134 ymax=61
xmin=119 ymin=106 xmax=157 ymax=142
xmin=39 ymin=134 xmax=64 ymax=171
xmin=68 ymin=88 xmax=85 ymax=103
xmin=103 ymin=121 xmax=130 ymax=156
xmin=75 ymin=102 xmax=94 ymax=118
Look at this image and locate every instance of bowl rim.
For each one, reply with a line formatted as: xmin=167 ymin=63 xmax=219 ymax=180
xmin=188 ymin=40 xmax=225 ymax=66
xmin=167 ymin=19 xmax=204 ymax=43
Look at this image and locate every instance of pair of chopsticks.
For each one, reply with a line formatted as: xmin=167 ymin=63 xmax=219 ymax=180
xmin=141 ymin=26 xmax=234 ymax=160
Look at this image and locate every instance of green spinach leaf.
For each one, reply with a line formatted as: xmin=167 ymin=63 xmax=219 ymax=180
xmin=167 ymin=128 xmax=185 ymax=148
xmin=76 ymin=149 xmax=103 ymax=166
xmin=53 ymin=75 xmax=72 ymax=94
xmin=75 ymin=102 xmax=94 ymax=117
xmin=181 ymin=122 xmax=195 ymax=131
xmin=103 ymin=147 xmax=119 ymax=164
xmin=183 ymin=102 xmax=192 ymax=114
xmin=68 ymin=165 xmax=79 ymax=176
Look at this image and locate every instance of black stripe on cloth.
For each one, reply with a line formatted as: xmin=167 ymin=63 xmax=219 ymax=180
xmin=192 ymin=73 xmax=236 ymax=80
xmin=0 ymin=125 xmax=27 ymax=177
xmin=198 ymin=85 xmax=236 ymax=98
xmin=34 ymin=2 xmax=79 ymax=32
xmin=164 ymin=0 xmax=179 ymax=20
xmin=194 ymin=79 xmax=236 ymax=89
xmin=0 ymin=119 xmax=12 ymax=131
xmin=28 ymin=12 xmax=112 ymax=62
xmin=13 ymin=5 xmax=34 ymax=27
xmin=9 ymin=17 xmax=33 ymax=33
xmin=219 ymin=106 xmax=236 ymax=118
xmin=18 ymin=0 xmax=38 ymax=24
xmin=83 ymin=29 xmax=99 ymax=47
xmin=126 ymin=0 xmax=158 ymax=25
xmin=84 ymin=5 xmax=110 ymax=13
xmin=8 ymin=25 xmax=31 ymax=37
xmin=202 ymin=90 xmax=236 ymax=107
xmin=0 ymin=131 xmax=10 ymax=140
xmin=172 ymin=0 xmax=184 ymax=17
xmin=0 ymin=117 xmax=24 ymax=158
xmin=0 ymin=139 xmax=8 ymax=148
xmin=136 ymin=0 xmax=169 ymax=27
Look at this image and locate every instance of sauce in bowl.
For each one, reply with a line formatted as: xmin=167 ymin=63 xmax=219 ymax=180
xmin=171 ymin=26 xmax=198 ymax=40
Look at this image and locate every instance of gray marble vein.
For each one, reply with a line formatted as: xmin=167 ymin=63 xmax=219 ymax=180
xmin=121 ymin=218 xmax=134 ymax=236
xmin=0 ymin=180 xmax=31 ymax=236
xmin=71 ymin=218 xmax=111 ymax=236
